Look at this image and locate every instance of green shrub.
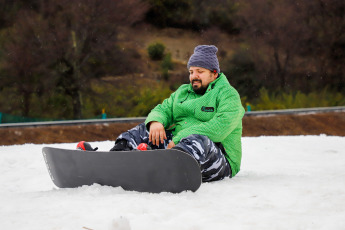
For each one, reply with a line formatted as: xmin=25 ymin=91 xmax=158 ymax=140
xmin=161 ymin=53 xmax=173 ymax=70
xmin=147 ymin=42 xmax=165 ymax=60
xmin=129 ymin=85 xmax=172 ymax=116
xmin=161 ymin=53 xmax=173 ymax=80
xmin=83 ymin=79 xmax=172 ymax=118
xmin=252 ymin=88 xmax=345 ymax=111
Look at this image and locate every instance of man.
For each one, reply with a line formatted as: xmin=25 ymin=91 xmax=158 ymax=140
xmin=79 ymin=45 xmax=245 ymax=182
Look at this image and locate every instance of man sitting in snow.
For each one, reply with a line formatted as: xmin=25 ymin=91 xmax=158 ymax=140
xmin=79 ymin=45 xmax=245 ymax=182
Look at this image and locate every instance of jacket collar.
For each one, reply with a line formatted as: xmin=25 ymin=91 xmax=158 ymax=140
xmin=209 ymin=72 xmax=224 ymax=89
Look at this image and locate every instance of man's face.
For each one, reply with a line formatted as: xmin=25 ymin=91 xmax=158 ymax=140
xmin=189 ymin=66 xmax=218 ymax=94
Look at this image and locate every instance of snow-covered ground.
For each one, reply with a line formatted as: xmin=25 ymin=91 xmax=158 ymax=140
xmin=0 ymin=135 xmax=344 ymax=230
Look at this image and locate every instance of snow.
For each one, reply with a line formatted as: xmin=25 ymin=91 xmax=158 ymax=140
xmin=1 ymin=136 xmax=345 ymax=230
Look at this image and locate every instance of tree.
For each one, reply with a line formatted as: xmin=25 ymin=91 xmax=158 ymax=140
xmin=145 ymin=0 xmax=239 ymax=32
xmin=145 ymin=0 xmax=192 ymax=28
xmin=1 ymin=10 xmax=48 ymax=116
xmin=302 ymin=0 xmax=345 ymax=91
xmin=0 ymin=0 xmax=41 ymax=30
xmin=2 ymin=0 xmax=148 ymax=119
xmin=236 ymin=0 xmax=309 ymax=90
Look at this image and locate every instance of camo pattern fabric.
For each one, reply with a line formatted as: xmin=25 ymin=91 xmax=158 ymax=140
xmin=117 ymin=122 xmax=173 ymax=150
xmin=116 ymin=123 xmax=231 ymax=182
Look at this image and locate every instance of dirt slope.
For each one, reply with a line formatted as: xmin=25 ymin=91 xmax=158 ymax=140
xmin=0 ymin=112 xmax=344 ymax=146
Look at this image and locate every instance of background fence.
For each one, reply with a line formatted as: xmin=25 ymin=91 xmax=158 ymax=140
xmin=1 ymin=106 xmax=345 ymax=128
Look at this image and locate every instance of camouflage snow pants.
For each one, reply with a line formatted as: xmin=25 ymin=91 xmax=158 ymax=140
xmin=115 ymin=123 xmax=231 ymax=182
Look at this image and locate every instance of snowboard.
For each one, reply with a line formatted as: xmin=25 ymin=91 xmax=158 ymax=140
xmin=42 ymin=147 xmax=202 ymax=193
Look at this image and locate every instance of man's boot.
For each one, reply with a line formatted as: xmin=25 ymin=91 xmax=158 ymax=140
xmin=110 ymin=139 xmax=131 ymax=151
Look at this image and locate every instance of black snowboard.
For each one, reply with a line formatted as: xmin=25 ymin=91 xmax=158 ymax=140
xmin=42 ymin=147 xmax=202 ymax=193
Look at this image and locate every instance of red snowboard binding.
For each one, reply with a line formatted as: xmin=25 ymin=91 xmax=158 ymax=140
xmin=76 ymin=141 xmax=98 ymax=151
xmin=137 ymin=143 xmax=152 ymax=151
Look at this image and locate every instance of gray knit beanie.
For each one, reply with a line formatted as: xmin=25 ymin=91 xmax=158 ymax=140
xmin=187 ymin=45 xmax=220 ymax=73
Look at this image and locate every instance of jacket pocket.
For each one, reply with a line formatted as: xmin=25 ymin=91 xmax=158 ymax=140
xmin=194 ymin=106 xmax=216 ymax=122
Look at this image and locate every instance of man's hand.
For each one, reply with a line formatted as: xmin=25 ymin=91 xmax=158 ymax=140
xmin=149 ymin=121 xmax=167 ymax=146
xmin=167 ymin=141 xmax=175 ymax=149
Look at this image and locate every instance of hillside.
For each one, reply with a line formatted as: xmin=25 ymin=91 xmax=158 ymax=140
xmin=116 ymin=25 xmax=236 ymax=81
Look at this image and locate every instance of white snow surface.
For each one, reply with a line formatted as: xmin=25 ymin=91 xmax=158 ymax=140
xmin=1 ymin=135 xmax=345 ymax=230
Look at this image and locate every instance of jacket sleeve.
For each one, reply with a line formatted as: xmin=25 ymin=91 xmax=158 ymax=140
xmin=172 ymin=88 xmax=244 ymax=144
xmin=145 ymin=92 xmax=175 ymax=130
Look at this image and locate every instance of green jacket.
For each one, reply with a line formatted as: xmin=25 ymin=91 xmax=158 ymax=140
xmin=145 ymin=73 xmax=245 ymax=176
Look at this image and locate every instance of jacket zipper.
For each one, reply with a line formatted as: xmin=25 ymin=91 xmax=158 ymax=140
xmin=180 ymin=90 xmax=191 ymax=104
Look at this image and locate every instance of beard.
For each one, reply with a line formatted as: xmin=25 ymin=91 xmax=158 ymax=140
xmin=192 ymin=79 xmax=208 ymax=95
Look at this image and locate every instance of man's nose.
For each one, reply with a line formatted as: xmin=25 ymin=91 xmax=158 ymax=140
xmin=190 ymin=72 xmax=199 ymax=78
